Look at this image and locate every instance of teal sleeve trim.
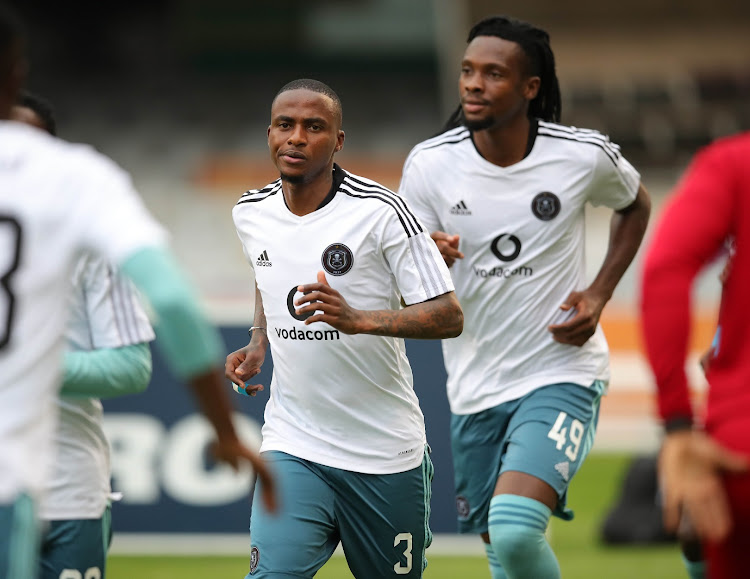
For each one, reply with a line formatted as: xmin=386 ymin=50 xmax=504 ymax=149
xmin=61 ymin=342 xmax=152 ymax=398
xmin=120 ymin=247 xmax=224 ymax=378
xmin=711 ymin=326 xmax=721 ymax=353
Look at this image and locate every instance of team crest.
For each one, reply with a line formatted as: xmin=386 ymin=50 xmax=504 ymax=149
xmin=321 ymin=243 xmax=354 ymax=276
xmin=531 ymin=192 xmax=561 ymax=221
xmin=250 ymin=546 xmax=260 ymax=574
xmin=456 ymin=496 xmax=471 ymax=519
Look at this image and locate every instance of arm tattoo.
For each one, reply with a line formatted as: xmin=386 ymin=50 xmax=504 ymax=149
xmin=365 ymin=293 xmax=462 ymax=339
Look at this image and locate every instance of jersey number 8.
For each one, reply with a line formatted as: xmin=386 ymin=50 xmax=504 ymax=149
xmin=0 ymin=216 xmax=22 ymax=350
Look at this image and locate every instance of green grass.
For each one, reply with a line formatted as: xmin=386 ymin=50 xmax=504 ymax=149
xmin=550 ymin=454 xmax=684 ymax=579
xmin=108 ymin=454 xmax=686 ymax=578
xmin=105 ymin=555 xmax=490 ymax=578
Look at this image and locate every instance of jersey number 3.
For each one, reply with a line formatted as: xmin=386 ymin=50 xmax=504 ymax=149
xmin=0 ymin=216 xmax=22 ymax=350
xmin=394 ymin=532 xmax=413 ymax=574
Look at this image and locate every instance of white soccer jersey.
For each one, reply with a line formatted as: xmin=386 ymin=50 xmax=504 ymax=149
xmin=0 ymin=121 xmax=166 ymax=503
xmin=399 ymin=120 xmax=640 ymax=415
xmin=39 ymin=255 xmax=155 ymax=520
xmin=233 ymin=165 xmax=453 ymax=474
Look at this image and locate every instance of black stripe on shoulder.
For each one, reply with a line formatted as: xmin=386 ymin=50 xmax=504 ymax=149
xmin=343 ymin=174 xmax=423 ymax=235
xmin=341 ymin=175 xmax=420 ymax=236
xmin=539 ymin=122 xmax=622 ymax=157
xmin=539 ymin=122 xmax=620 ymax=149
xmin=417 ymin=128 xmax=471 ymax=153
xmin=537 ymin=127 xmax=619 ymax=165
xmin=344 ymin=174 xmax=422 ymax=234
xmin=240 ymin=179 xmax=281 ymax=197
xmin=236 ymin=180 xmax=282 ymax=205
xmin=402 ymin=128 xmax=470 ymax=174
xmin=340 ymin=176 xmax=422 ymax=238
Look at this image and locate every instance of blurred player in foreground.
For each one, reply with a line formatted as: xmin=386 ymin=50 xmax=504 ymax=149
xmin=12 ymin=92 xmax=155 ymax=579
xmin=226 ymin=78 xmax=463 ymax=578
xmin=641 ymin=131 xmax=750 ymax=579
xmin=679 ymin=242 xmax=735 ymax=579
xmin=0 ymin=6 xmax=274 ymax=578
xmin=399 ymin=15 xmax=650 ymax=578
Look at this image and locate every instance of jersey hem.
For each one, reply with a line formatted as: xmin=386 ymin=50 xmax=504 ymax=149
xmin=448 ymin=373 xmax=609 ymax=415
xmin=259 ymin=440 xmax=426 ymax=475
xmin=38 ymin=502 xmax=108 ymax=520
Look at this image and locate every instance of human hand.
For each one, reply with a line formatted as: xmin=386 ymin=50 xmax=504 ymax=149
xmin=431 ymin=231 xmax=464 ymax=267
xmin=225 ymin=342 xmax=266 ymax=396
xmin=547 ymin=289 xmax=607 ymax=347
xmin=659 ymin=430 xmax=748 ymax=543
xmin=295 ymin=271 xmax=364 ymax=334
xmin=212 ymin=437 xmax=278 ymax=513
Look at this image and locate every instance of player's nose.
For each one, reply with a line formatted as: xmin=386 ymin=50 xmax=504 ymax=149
xmin=287 ymin=125 xmax=306 ymax=145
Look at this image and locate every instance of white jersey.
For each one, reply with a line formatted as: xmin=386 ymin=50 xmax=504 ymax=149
xmin=40 ymin=254 xmax=155 ymax=520
xmin=233 ymin=165 xmax=453 ymax=474
xmin=0 ymin=121 xmax=166 ymax=503
xmin=399 ymin=121 xmax=640 ymax=415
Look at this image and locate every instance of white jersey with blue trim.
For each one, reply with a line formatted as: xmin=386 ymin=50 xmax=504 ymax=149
xmin=233 ymin=164 xmax=453 ymax=474
xmin=0 ymin=121 xmax=166 ymax=503
xmin=399 ymin=120 xmax=640 ymax=415
xmin=40 ymin=254 xmax=155 ymax=520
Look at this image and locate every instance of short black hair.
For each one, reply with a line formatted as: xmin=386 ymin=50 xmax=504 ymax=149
xmin=442 ymin=15 xmax=562 ymax=131
xmin=18 ymin=90 xmax=56 ymax=135
xmin=274 ymin=78 xmax=343 ymax=125
xmin=0 ymin=2 xmax=24 ymax=75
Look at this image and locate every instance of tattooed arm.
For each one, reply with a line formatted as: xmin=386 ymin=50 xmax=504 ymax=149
xmin=296 ymin=271 xmax=463 ymax=339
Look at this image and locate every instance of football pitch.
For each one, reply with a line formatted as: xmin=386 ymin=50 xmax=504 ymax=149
xmin=107 ymin=454 xmax=685 ymax=578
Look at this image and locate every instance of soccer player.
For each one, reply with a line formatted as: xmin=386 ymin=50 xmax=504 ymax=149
xmin=398 ymin=15 xmax=651 ymax=578
xmin=12 ymin=92 xmax=155 ymax=579
xmin=641 ymin=131 xmax=750 ymax=579
xmin=226 ymin=78 xmax=463 ymax=578
xmin=0 ymin=6 xmax=274 ymax=579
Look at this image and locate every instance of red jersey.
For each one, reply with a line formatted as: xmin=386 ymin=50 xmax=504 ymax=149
xmin=641 ymin=132 xmax=750 ymax=443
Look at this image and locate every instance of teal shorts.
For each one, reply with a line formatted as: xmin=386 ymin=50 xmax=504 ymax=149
xmin=451 ymin=381 xmax=605 ymax=534
xmin=0 ymin=493 xmax=39 ymax=579
xmin=40 ymin=505 xmax=113 ymax=579
xmin=247 ymin=449 xmax=433 ymax=578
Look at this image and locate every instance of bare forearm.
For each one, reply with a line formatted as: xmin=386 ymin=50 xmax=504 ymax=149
xmin=590 ymin=185 xmax=651 ymax=300
xmin=357 ymin=292 xmax=463 ymax=339
xmin=251 ymin=281 xmax=270 ymax=349
xmin=188 ymin=367 xmax=239 ymax=443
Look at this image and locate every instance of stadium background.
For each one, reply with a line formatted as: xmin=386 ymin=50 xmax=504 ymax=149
xmin=10 ymin=0 xmax=750 ymax=573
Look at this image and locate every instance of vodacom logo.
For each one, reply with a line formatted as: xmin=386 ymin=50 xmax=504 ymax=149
xmin=490 ymin=233 xmax=521 ymax=262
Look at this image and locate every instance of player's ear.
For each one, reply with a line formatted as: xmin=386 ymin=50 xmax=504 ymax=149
xmin=335 ymin=130 xmax=345 ymax=153
xmin=267 ymin=125 xmax=271 ymax=138
xmin=524 ymin=76 xmax=541 ymax=101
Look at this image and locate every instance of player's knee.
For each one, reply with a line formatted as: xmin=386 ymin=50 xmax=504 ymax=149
xmin=489 ymin=522 xmax=547 ymax=568
xmin=487 ymin=495 xmax=554 ymax=572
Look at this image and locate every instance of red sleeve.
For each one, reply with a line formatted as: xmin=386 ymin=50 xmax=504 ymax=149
xmin=640 ymin=144 xmax=736 ymax=424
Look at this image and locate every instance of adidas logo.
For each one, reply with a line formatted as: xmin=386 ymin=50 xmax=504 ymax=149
xmin=449 ymin=200 xmax=472 ymax=215
xmin=554 ymin=461 xmax=570 ymax=482
xmin=256 ymin=250 xmax=272 ymax=267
